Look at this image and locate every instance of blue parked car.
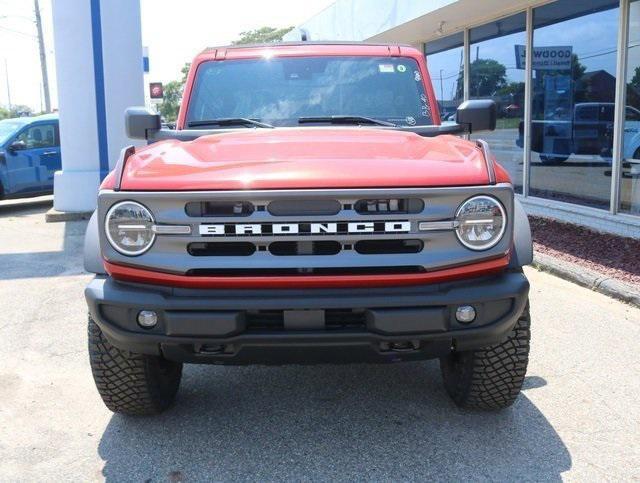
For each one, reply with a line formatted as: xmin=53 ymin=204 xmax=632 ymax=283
xmin=0 ymin=113 xmax=61 ymax=199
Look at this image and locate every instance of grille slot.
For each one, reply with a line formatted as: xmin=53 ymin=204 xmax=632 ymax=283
xmin=268 ymin=199 xmax=341 ymax=216
xmin=245 ymin=309 xmax=366 ymax=330
xmin=185 ymin=201 xmax=254 ymax=217
xmin=245 ymin=310 xmax=284 ymax=329
xmin=269 ymin=241 xmax=341 ymax=256
xmin=354 ymin=239 xmax=423 ymax=255
xmin=325 ymin=309 xmax=367 ymax=328
xmin=188 ymin=242 xmax=256 ymax=256
xmin=354 ymin=198 xmax=424 ymax=214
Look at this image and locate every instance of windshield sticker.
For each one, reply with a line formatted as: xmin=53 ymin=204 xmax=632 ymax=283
xmin=420 ymin=93 xmax=431 ymax=118
xmin=397 ymin=64 xmax=407 ymax=73
xmin=405 ymin=116 xmax=416 ymax=126
xmin=378 ymin=64 xmax=395 ymax=73
xmin=414 ymin=70 xmax=422 ymax=82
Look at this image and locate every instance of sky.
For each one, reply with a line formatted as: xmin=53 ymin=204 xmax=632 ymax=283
xmin=0 ymin=0 xmax=335 ymax=111
xmin=3 ymin=0 xmax=639 ymax=112
xmin=427 ymin=5 xmax=638 ymax=103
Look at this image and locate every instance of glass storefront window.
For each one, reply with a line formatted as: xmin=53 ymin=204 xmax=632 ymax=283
xmin=621 ymin=0 xmax=640 ymax=215
xmin=469 ymin=13 xmax=526 ymax=193
xmin=425 ymin=32 xmax=464 ymax=123
xmin=530 ymin=0 xmax=619 ymax=209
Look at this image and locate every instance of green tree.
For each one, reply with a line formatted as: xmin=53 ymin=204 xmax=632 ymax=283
xmin=157 ymin=62 xmax=190 ymax=123
xmin=497 ymin=81 xmax=525 ymax=98
xmin=629 ymin=66 xmax=640 ymax=91
xmin=570 ymin=54 xmax=587 ymax=81
xmin=8 ymin=105 xmax=33 ymax=117
xmin=0 ymin=106 xmax=10 ymax=120
xmin=232 ymin=26 xmax=294 ymax=45
xmin=158 ymin=81 xmax=183 ymax=122
xmin=456 ymin=58 xmax=507 ymax=99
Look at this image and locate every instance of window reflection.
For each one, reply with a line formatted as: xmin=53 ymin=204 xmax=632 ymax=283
xmin=469 ymin=13 xmax=526 ymax=193
xmin=425 ymin=32 xmax=464 ymax=122
xmin=621 ymin=0 xmax=640 ymax=214
xmin=529 ymin=0 xmax=619 ymax=209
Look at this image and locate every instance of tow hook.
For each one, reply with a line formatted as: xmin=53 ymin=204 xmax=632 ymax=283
xmin=380 ymin=340 xmax=420 ymax=352
xmin=197 ymin=344 xmax=227 ymax=354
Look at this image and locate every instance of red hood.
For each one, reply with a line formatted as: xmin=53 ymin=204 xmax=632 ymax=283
xmin=119 ymin=128 xmax=491 ymax=191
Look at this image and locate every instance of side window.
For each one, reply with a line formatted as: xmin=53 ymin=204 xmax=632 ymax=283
xmin=575 ymin=105 xmax=598 ymax=121
xmin=626 ymin=107 xmax=640 ymax=122
xmin=16 ymin=123 xmax=58 ymax=149
xmin=599 ymin=105 xmax=614 ymax=122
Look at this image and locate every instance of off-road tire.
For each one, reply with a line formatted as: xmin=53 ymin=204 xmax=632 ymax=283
xmin=88 ymin=316 xmax=182 ymax=416
xmin=440 ymin=302 xmax=531 ymax=410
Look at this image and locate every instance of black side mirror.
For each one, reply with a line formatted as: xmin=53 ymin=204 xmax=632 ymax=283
xmin=125 ymin=107 xmax=161 ymax=140
xmin=7 ymin=140 xmax=27 ymax=153
xmin=456 ymin=100 xmax=497 ymax=133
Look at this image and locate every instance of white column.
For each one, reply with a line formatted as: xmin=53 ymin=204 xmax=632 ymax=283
xmin=101 ymin=0 xmax=145 ymax=168
xmin=51 ymin=0 xmax=144 ymax=213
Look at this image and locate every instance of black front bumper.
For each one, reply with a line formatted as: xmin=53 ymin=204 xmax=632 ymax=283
xmin=85 ymin=271 xmax=529 ymax=365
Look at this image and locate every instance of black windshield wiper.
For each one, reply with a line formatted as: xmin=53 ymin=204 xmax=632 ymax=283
xmin=298 ymin=115 xmax=396 ymax=127
xmin=187 ymin=118 xmax=274 ymax=129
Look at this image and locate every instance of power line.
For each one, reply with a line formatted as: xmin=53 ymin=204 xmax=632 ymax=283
xmin=0 ymin=24 xmax=36 ymax=39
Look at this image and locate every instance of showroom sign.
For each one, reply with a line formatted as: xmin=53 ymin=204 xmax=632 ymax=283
xmin=515 ymin=45 xmax=573 ymax=70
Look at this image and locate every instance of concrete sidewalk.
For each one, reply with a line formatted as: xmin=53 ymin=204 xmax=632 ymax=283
xmin=533 ymin=252 xmax=640 ymax=308
xmin=0 ymin=199 xmax=639 ymax=481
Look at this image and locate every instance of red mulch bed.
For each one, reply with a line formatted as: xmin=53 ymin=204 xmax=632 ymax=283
xmin=530 ymin=216 xmax=640 ymax=287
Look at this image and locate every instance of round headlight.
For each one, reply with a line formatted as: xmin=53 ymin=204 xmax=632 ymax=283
xmin=455 ymin=195 xmax=506 ymax=250
xmin=105 ymin=201 xmax=155 ymax=256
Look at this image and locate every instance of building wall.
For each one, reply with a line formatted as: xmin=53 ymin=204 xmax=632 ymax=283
xmin=289 ymin=0 xmax=640 ymax=238
xmin=283 ymin=0 xmax=457 ymax=42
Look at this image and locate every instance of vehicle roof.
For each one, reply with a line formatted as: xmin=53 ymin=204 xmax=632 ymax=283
xmin=0 ymin=113 xmax=58 ymax=124
xmin=201 ymin=41 xmax=415 ymax=54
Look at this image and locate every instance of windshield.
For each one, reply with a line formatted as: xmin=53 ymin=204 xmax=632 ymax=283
xmin=186 ymin=56 xmax=433 ymax=127
xmin=0 ymin=120 xmax=25 ymax=145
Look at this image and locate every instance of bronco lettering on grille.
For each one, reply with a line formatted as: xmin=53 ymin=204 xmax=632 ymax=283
xmin=198 ymin=221 xmax=411 ymax=236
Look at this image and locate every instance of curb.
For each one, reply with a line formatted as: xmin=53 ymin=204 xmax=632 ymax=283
xmin=532 ymin=252 xmax=640 ymax=308
xmin=45 ymin=208 xmax=92 ymax=223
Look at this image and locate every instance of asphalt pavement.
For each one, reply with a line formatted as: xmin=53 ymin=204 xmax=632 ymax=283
xmin=0 ymin=198 xmax=638 ymax=481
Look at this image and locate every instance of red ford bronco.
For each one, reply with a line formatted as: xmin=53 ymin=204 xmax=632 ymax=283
xmin=84 ymin=42 xmax=532 ymax=415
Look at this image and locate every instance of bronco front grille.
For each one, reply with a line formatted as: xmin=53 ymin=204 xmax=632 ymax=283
xmin=99 ymin=186 xmax=514 ymax=276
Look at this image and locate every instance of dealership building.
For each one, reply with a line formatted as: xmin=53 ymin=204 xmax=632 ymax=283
xmin=49 ymin=0 xmax=640 ymax=238
xmin=285 ymin=0 xmax=640 ymax=238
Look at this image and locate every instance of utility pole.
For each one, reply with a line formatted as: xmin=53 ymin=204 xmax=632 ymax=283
xmin=34 ymin=0 xmax=50 ymax=112
xmin=4 ymin=58 xmax=10 ymax=110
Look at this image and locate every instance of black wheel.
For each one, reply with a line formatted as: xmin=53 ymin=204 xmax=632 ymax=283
xmin=88 ymin=316 xmax=182 ymax=415
xmin=540 ymin=154 xmax=569 ymax=164
xmin=440 ymin=302 xmax=531 ymax=410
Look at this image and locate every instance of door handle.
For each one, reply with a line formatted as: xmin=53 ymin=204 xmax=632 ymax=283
xmin=42 ymin=151 xmax=58 ymax=156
